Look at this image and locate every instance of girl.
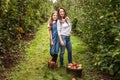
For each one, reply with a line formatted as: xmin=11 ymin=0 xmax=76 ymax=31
xmin=48 ymin=11 xmax=59 ymax=67
xmin=57 ymin=8 xmax=72 ymax=67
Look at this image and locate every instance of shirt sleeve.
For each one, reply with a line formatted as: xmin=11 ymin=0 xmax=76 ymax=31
xmin=57 ymin=20 xmax=61 ymax=35
xmin=47 ymin=23 xmax=50 ymax=28
xmin=66 ymin=17 xmax=72 ymax=31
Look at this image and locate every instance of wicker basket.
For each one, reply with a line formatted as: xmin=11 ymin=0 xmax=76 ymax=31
xmin=66 ymin=63 xmax=82 ymax=77
xmin=48 ymin=60 xmax=57 ymax=69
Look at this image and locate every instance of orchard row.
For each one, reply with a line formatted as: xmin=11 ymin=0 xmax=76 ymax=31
xmin=54 ymin=0 xmax=120 ymax=79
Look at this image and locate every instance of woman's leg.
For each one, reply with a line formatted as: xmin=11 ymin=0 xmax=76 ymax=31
xmin=60 ymin=36 xmax=66 ymax=66
xmin=60 ymin=46 xmax=65 ymax=66
xmin=66 ymin=36 xmax=72 ymax=63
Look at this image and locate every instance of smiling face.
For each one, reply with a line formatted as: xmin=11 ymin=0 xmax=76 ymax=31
xmin=52 ymin=12 xmax=58 ymax=21
xmin=59 ymin=9 xmax=65 ymax=18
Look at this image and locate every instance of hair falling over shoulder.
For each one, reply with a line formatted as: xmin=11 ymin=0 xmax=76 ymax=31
xmin=58 ymin=7 xmax=67 ymax=20
xmin=49 ymin=11 xmax=58 ymax=30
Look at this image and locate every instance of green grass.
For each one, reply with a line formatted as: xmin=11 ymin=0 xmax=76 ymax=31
xmin=7 ymin=23 xmax=101 ymax=80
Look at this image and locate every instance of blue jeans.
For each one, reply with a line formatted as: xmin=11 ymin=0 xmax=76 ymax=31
xmin=60 ymin=35 xmax=72 ymax=66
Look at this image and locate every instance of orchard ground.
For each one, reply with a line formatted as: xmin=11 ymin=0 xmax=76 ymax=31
xmin=0 ymin=23 xmax=115 ymax=80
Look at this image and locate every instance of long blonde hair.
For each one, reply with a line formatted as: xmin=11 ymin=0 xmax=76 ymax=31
xmin=49 ymin=11 xmax=58 ymax=30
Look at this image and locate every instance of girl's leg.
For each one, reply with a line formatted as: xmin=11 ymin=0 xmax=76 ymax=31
xmin=54 ymin=54 xmax=58 ymax=62
xmin=66 ymin=37 xmax=72 ymax=63
xmin=50 ymin=54 xmax=54 ymax=61
xmin=50 ymin=45 xmax=55 ymax=55
xmin=50 ymin=40 xmax=56 ymax=62
xmin=53 ymin=37 xmax=59 ymax=62
xmin=51 ymin=54 xmax=58 ymax=62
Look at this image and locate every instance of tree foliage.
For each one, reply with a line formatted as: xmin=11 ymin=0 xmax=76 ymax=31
xmin=54 ymin=0 xmax=120 ymax=79
xmin=0 ymin=0 xmax=52 ymax=53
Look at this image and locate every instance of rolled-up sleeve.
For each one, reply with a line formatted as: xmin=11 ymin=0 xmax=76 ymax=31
xmin=57 ymin=20 xmax=61 ymax=35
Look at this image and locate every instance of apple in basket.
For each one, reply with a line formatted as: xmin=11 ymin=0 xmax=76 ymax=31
xmin=73 ymin=62 xmax=78 ymax=69
xmin=77 ymin=64 xmax=82 ymax=69
xmin=68 ymin=63 xmax=82 ymax=69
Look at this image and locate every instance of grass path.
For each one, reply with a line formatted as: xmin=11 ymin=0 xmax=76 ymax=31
xmin=7 ymin=23 xmax=101 ymax=80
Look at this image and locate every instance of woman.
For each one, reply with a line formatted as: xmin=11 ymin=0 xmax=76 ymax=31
xmin=57 ymin=8 xmax=72 ymax=67
xmin=48 ymin=11 xmax=59 ymax=67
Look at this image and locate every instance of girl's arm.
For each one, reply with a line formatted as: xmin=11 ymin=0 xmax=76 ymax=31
xmin=48 ymin=25 xmax=54 ymax=45
xmin=57 ymin=20 xmax=64 ymax=46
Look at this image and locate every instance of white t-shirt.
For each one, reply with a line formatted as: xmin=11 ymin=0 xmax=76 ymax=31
xmin=48 ymin=21 xmax=56 ymax=28
xmin=57 ymin=17 xmax=72 ymax=36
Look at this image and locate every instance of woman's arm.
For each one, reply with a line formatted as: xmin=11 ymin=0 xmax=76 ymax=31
xmin=66 ymin=17 xmax=72 ymax=26
xmin=66 ymin=17 xmax=72 ymax=33
xmin=57 ymin=20 xmax=64 ymax=46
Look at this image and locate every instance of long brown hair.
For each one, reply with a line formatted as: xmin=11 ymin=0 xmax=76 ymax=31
xmin=49 ymin=11 xmax=58 ymax=30
xmin=58 ymin=7 xmax=67 ymax=20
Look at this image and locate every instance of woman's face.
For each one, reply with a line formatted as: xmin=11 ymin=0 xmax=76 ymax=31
xmin=52 ymin=12 xmax=58 ymax=21
xmin=59 ymin=9 xmax=65 ymax=18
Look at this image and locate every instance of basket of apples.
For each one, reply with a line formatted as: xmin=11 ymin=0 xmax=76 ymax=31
xmin=48 ymin=60 xmax=57 ymax=69
xmin=66 ymin=62 xmax=82 ymax=77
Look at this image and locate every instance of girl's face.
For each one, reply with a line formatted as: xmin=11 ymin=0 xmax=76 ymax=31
xmin=52 ymin=12 xmax=58 ymax=21
xmin=59 ymin=9 xmax=65 ymax=18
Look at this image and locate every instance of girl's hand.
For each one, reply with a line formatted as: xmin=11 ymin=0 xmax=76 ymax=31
xmin=51 ymin=40 xmax=54 ymax=46
xmin=60 ymin=40 xmax=64 ymax=46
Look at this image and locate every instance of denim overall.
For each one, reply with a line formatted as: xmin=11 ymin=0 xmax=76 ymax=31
xmin=50 ymin=21 xmax=59 ymax=62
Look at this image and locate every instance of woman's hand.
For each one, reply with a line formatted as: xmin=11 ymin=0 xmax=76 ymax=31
xmin=60 ymin=40 xmax=64 ymax=46
xmin=61 ymin=19 xmax=66 ymax=23
xmin=65 ymin=17 xmax=68 ymax=21
xmin=61 ymin=17 xmax=69 ymax=23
